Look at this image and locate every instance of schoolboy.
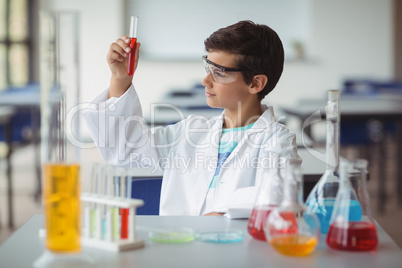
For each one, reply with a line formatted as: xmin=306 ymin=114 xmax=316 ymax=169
xmin=82 ymin=20 xmax=299 ymax=217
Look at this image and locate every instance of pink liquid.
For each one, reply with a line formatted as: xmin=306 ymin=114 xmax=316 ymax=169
xmin=248 ymin=206 xmax=275 ymax=241
xmin=326 ymin=221 xmax=378 ymax=251
xmin=127 ymin=37 xmax=137 ymax=76
xmin=120 ymin=208 xmax=129 ymax=239
xmin=248 ymin=206 xmax=299 ymax=241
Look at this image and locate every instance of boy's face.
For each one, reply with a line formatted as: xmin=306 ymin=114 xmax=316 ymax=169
xmin=202 ymin=51 xmax=253 ymax=111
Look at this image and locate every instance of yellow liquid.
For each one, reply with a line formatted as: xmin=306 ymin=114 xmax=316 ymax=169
xmin=269 ymin=235 xmax=318 ymax=256
xmin=44 ymin=163 xmax=81 ymax=253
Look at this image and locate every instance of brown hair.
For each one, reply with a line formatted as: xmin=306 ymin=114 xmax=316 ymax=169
xmin=204 ymin=20 xmax=284 ymax=100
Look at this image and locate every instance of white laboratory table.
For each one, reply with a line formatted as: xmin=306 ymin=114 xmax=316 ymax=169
xmin=0 ymin=215 xmax=401 ymax=268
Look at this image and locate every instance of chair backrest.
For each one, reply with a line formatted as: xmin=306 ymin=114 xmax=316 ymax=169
xmin=131 ymin=177 xmax=162 ymax=215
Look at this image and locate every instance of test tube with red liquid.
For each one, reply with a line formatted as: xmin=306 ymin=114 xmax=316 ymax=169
xmin=127 ymin=16 xmax=139 ymax=76
xmin=120 ymin=174 xmax=131 ymax=239
xmin=113 ymin=168 xmax=129 ymax=239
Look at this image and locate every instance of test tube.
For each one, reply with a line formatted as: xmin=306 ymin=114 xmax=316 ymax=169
xmin=127 ymin=169 xmax=135 ymax=241
xmin=102 ymin=165 xmax=115 ymax=242
xmin=127 ymin=16 xmax=139 ymax=76
xmin=112 ymin=168 xmax=122 ymax=241
xmin=100 ymin=164 xmax=108 ymax=239
xmin=91 ymin=164 xmax=102 ymax=239
xmin=84 ymin=163 xmax=102 ymax=239
xmin=120 ymin=169 xmax=130 ymax=239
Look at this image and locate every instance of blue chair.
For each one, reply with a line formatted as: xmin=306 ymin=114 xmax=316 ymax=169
xmin=340 ymin=79 xmax=402 ymax=212
xmin=340 ymin=79 xmax=402 ymax=145
xmin=131 ymin=178 xmax=162 ymax=215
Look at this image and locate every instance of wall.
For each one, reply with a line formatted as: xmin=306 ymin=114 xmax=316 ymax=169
xmin=270 ymin=0 xmax=393 ymax=109
xmin=130 ymin=0 xmax=312 ymax=60
xmin=135 ymin=0 xmax=393 ymax=115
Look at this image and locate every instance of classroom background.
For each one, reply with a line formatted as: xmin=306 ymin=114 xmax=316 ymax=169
xmin=1 ymin=0 xmax=402 ymax=250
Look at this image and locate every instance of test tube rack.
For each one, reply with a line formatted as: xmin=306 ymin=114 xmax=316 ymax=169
xmin=80 ymin=193 xmax=145 ymax=252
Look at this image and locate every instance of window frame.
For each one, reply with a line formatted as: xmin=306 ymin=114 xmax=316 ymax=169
xmin=0 ymin=0 xmax=37 ymax=88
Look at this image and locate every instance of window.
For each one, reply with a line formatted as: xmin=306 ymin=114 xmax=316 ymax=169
xmin=0 ymin=0 xmax=34 ymax=90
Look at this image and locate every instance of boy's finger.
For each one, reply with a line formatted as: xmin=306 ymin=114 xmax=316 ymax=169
xmin=121 ymin=35 xmax=129 ymax=42
xmin=108 ymin=51 xmax=125 ymax=63
xmin=116 ymin=38 xmax=132 ymax=53
xmin=109 ymin=42 xmax=128 ymax=57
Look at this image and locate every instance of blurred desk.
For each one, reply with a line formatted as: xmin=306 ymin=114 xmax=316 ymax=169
xmin=0 ymin=107 xmax=15 ymax=228
xmin=0 ymin=85 xmax=43 ymax=203
xmin=280 ymin=97 xmax=402 ymax=210
xmin=1 ymin=215 xmax=401 ymax=268
xmin=0 ymin=85 xmax=61 ymax=229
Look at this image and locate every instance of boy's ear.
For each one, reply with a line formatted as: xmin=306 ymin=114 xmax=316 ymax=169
xmin=248 ymin=74 xmax=268 ymax=95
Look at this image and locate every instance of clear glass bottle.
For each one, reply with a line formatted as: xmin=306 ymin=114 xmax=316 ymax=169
xmin=266 ymin=158 xmax=320 ymax=257
xmin=34 ymin=11 xmax=93 ymax=267
xmin=247 ymin=153 xmax=285 ymax=241
xmin=305 ymin=90 xmax=340 ymax=233
xmin=326 ymin=159 xmax=378 ymax=251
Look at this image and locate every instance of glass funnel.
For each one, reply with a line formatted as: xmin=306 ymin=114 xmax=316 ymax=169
xmin=305 ymin=90 xmax=340 ymax=233
xmin=326 ymin=159 xmax=378 ymax=251
xmin=247 ymin=153 xmax=285 ymax=241
xmin=266 ymin=158 xmax=320 ymax=257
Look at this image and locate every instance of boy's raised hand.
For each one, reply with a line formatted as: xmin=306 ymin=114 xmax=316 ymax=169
xmin=107 ymin=35 xmax=140 ymax=98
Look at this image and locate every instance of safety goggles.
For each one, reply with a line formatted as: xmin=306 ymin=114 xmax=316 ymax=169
xmin=202 ymin=55 xmax=248 ymax=84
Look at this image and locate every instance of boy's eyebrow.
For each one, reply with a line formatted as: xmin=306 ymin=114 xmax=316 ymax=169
xmin=202 ymin=55 xmax=248 ymax=72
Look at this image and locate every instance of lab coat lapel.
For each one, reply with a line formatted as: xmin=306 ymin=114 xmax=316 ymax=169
xmin=222 ymin=105 xmax=276 ymax=166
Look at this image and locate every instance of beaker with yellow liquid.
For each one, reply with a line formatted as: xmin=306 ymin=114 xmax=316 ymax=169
xmin=44 ymin=163 xmax=81 ymax=253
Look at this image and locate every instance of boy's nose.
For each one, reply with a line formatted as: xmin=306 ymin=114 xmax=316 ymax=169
xmin=201 ymin=73 xmax=213 ymax=88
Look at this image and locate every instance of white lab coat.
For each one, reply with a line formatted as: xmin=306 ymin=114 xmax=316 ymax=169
xmin=82 ymin=85 xmax=299 ymax=216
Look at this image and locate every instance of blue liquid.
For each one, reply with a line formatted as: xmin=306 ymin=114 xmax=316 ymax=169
xmin=306 ymin=199 xmax=362 ymax=234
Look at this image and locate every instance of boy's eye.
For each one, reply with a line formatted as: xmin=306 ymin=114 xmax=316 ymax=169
xmin=214 ymin=70 xmax=226 ymax=78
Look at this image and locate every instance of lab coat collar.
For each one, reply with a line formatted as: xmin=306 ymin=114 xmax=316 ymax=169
xmin=217 ymin=104 xmax=277 ymax=133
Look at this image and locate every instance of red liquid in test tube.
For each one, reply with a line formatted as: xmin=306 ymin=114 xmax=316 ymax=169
xmin=120 ymin=175 xmax=130 ymax=239
xmin=127 ymin=37 xmax=137 ymax=76
xmin=127 ymin=16 xmax=139 ymax=76
xmin=120 ymin=208 xmax=129 ymax=239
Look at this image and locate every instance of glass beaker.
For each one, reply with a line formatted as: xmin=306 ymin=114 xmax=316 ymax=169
xmin=247 ymin=153 xmax=285 ymax=241
xmin=326 ymin=159 xmax=378 ymax=251
xmin=266 ymin=158 xmax=320 ymax=257
xmin=306 ymin=90 xmax=340 ymax=233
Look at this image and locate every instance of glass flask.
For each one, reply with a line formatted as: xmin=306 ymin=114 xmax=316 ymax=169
xmin=326 ymin=159 xmax=378 ymax=251
xmin=266 ymin=158 xmax=320 ymax=257
xmin=305 ymin=90 xmax=340 ymax=233
xmin=247 ymin=153 xmax=285 ymax=241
